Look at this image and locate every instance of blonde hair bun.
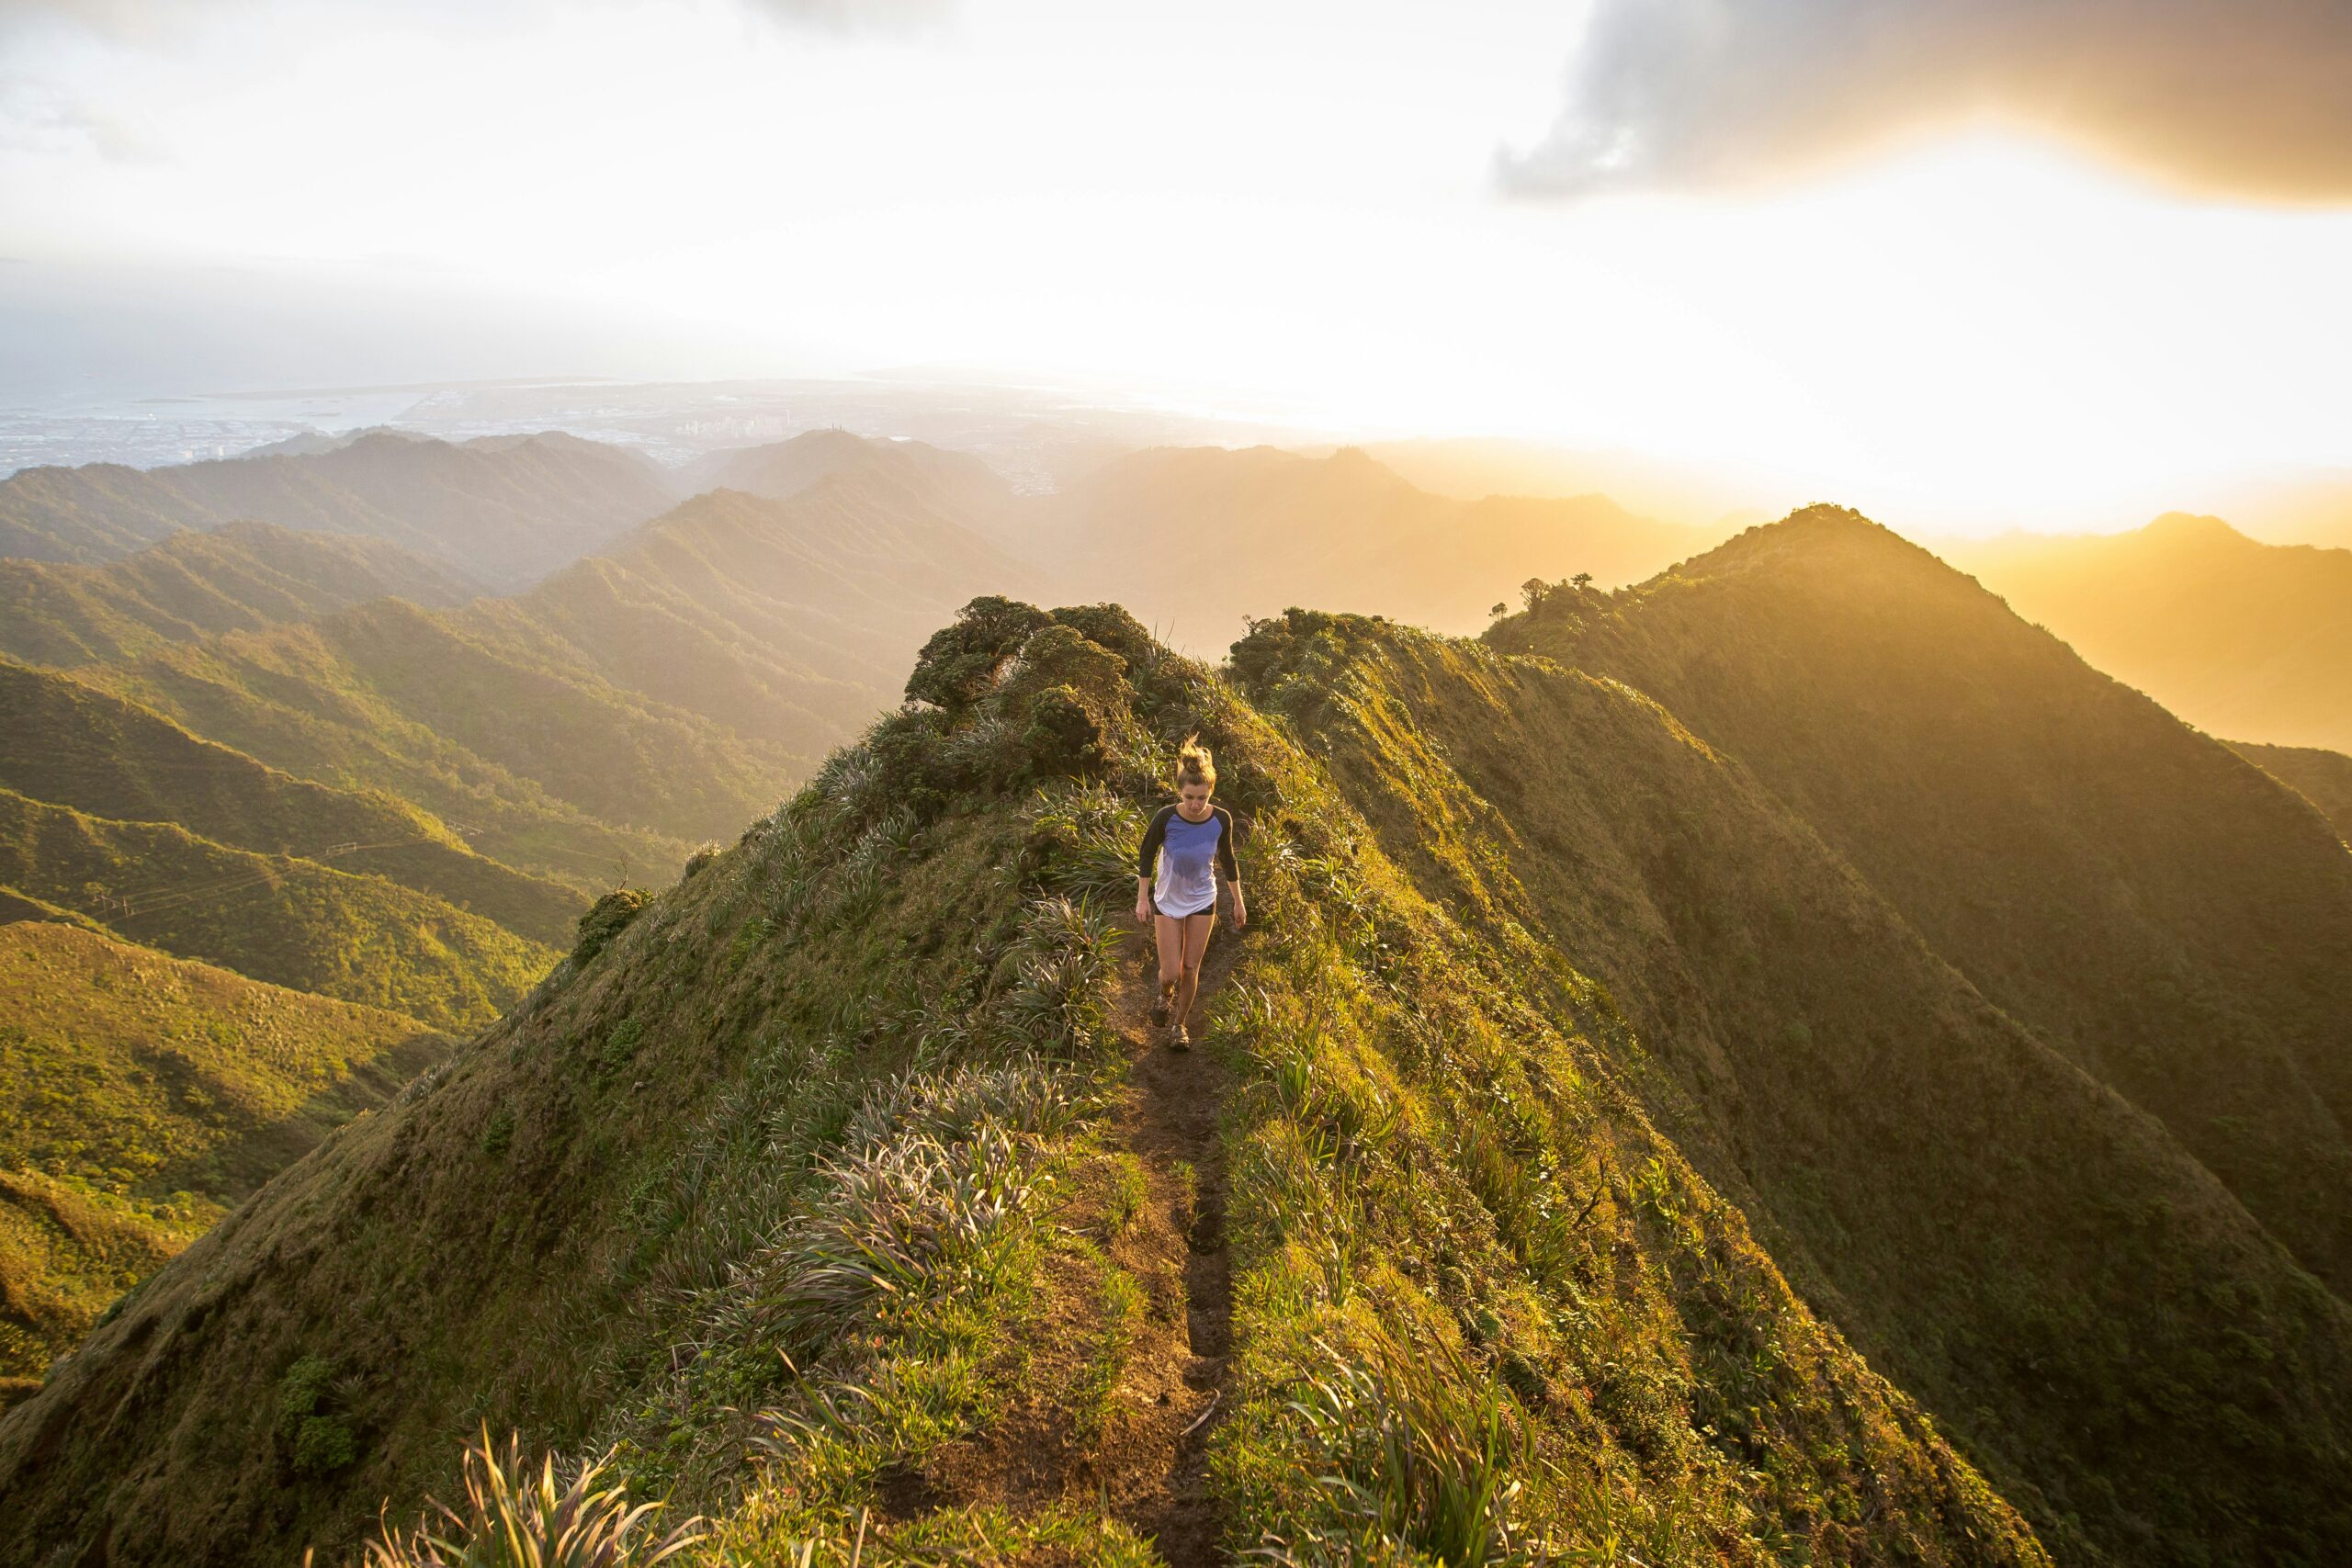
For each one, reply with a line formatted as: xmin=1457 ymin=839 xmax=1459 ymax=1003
xmin=1176 ymin=735 xmax=1217 ymax=788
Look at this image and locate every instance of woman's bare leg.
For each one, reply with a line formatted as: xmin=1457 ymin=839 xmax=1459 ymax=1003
xmin=1153 ymin=911 xmax=1185 ymax=1017
xmin=1174 ymin=910 xmax=1215 ymax=1027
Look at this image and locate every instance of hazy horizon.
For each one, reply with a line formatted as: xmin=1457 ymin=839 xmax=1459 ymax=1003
xmin=6 ymin=1 xmax=2352 ymax=537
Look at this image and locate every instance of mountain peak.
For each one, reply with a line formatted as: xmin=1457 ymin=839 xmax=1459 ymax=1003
xmin=2142 ymin=510 xmax=2254 ymax=545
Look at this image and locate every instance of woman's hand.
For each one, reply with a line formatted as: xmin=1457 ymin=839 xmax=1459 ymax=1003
xmin=1231 ymin=892 xmax=1249 ymax=930
xmin=1136 ymin=894 xmax=1152 ymax=927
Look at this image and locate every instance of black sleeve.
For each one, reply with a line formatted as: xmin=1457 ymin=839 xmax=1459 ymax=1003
xmin=1136 ymin=806 xmax=1174 ymax=879
xmin=1215 ymin=806 xmax=1239 ymax=881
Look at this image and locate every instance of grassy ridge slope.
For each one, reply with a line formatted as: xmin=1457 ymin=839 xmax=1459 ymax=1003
xmin=0 ymin=786 xmax=556 ymax=1032
xmin=0 ymin=521 xmax=484 ymax=669
xmin=1494 ymin=509 xmax=2352 ymax=1297
xmin=0 ymin=659 xmax=582 ymax=945
xmin=0 ymin=922 xmax=447 ymax=1383
xmin=2231 ymin=740 xmax=2352 ymax=841
xmin=1237 ymin=606 xmax=2352 ymax=1563
xmin=75 ymin=601 xmax=764 ymax=886
xmin=0 ymin=602 xmax=2047 ymax=1567
xmin=513 ymin=476 xmax=1037 ymax=745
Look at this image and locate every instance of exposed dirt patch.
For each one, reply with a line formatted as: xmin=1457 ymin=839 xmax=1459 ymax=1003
xmin=907 ymin=914 xmax=1243 ymax=1564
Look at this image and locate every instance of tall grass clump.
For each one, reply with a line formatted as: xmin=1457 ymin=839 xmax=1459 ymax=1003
xmin=353 ymin=1427 xmax=702 ymax=1567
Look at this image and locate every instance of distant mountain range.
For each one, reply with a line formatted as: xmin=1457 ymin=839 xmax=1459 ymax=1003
xmin=1035 ymin=443 xmax=1712 ymax=646
xmin=1949 ymin=512 xmax=2352 ymax=753
xmin=0 ymin=431 xmax=675 ymax=588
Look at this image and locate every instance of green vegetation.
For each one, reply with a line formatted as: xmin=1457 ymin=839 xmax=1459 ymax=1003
xmin=1494 ymin=507 xmax=2352 ymax=1299
xmin=0 ymin=519 xmax=483 ymax=668
xmin=5 ymin=543 xmax=2350 ymax=1566
xmin=1246 ymin=592 xmax=2352 ymax=1563
xmin=0 ymin=658 xmax=582 ymax=944
xmin=361 ymin=1428 xmax=705 ymax=1567
xmin=78 ymin=598 xmax=790 ymax=882
xmin=0 ymin=921 xmax=447 ymax=1381
xmin=0 ymin=785 xmax=556 ymax=1030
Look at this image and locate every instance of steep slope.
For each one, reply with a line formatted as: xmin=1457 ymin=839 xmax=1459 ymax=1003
xmin=1947 ymin=513 xmax=2352 ymax=752
xmin=59 ymin=456 xmax=1040 ymax=889
xmin=514 ymin=473 xmax=1040 ymax=746
xmin=1492 ymin=508 xmax=2352 ymax=1299
xmin=0 ymin=922 xmax=447 ymax=1385
xmin=0 ymin=787 xmax=556 ymax=1031
xmin=1234 ymin=607 xmax=2352 ymax=1564
xmin=2231 ymin=740 xmax=2352 ymax=840
xmin=0 ymin=521 xmax=484 ymax=668
xmin=0 ymin=431 xmax=673 ymax=587
xmin=0 ymin=660 xmax=582 ymax=945
xmin=0 ymin=601 xmax=2054 ymax=1568
xmin=76 ymin=599 xmax=781 ymax=887
xmin=1039 ymin=445 xmax=1700 ymax=644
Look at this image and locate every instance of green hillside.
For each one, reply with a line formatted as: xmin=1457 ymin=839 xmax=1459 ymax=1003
xmin=0 ymin=787 xmax=557 ymax=1031
xmin=0 ymin=922 xmax=447 ymax=1386
xmin=0 ymin=431 xmax=674 ymax=588
xmin=1243 ymin=604 xmax=2352 ymax=1562
xmin=0 ymin=659 xmax=582 ymax=945
xmin=2231 ymin=740 xmax=2352 ymax=841
xmin=0 ymin=599 xmax=2052 ymax=1566
xmin=515 ymin=478 xmax=1043 ymax=744
xmin=1948 ymin=513 xmax=2352 ymax=753
xmin=0 ymin=521 xmax=483 ymax=669
xmin=1494 ymin=508 xmax=2352 ymax=1299
xmin=58 ymin=462 xmax=1048 ymax=889
xmin=2 ymin=587 xmax=2346 ymax=1565
xmin=77 ymin=600 xmax=770 ymax=887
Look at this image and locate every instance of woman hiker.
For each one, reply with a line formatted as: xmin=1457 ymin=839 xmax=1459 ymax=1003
xmin=1135 ymin=737 xmax=1246 ymax=1050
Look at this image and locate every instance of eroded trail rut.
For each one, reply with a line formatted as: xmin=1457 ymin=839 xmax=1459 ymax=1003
xmin=893 ymin=922 xmax=1243 ymax=1565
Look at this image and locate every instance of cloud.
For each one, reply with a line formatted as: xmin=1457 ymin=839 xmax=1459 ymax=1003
xmin=0 ymin=72 xmax=163 ymax=160
xmin=1501 ymin=0 xmax=2352 ymax=203
xmin=737 ymin=0 xmax=951 ymax=30
xmin=0 ymin=0 xmax=953 ymax=48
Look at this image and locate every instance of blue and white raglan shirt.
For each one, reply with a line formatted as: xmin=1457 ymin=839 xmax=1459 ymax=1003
xmin=1136 ymin=804 xmax=1238 ymax=918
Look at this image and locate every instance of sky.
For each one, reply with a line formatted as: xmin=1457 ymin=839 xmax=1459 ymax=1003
xmin=4 ymin=0 xmax=2350 ymax=533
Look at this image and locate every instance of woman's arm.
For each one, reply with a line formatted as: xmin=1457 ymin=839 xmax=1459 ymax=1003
xmin=1135 ymin=807 xmax=1170 ymax=925
xmin=1217 ymin=807 xmax=1247 ymax=927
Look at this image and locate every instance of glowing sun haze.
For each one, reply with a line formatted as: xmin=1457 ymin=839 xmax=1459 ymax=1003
xmin=4 ymin=0 xmax=2348 ymax=533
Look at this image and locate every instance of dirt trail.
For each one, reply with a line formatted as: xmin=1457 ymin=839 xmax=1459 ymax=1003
xmin=901 ymin=916 xmax=1244 ymax=1564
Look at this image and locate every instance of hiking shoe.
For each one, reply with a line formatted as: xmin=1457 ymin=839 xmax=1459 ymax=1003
xmin=1170 ymin=1022 xmax=1192 ymax=1052
xmin=1149 ymin=992 xmax=1172 ymax=1029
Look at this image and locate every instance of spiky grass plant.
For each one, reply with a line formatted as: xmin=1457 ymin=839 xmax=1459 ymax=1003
xmin=355 ymin=1427 xmax=702 ymax=1567
xmin=1265 ymin=1331 xmax=1531 ymax=1566
xmin=1023 ymin=783 xmax=1148 ymax=908
xmin=1000 ymin=895 xmax=1115 ymax=1057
